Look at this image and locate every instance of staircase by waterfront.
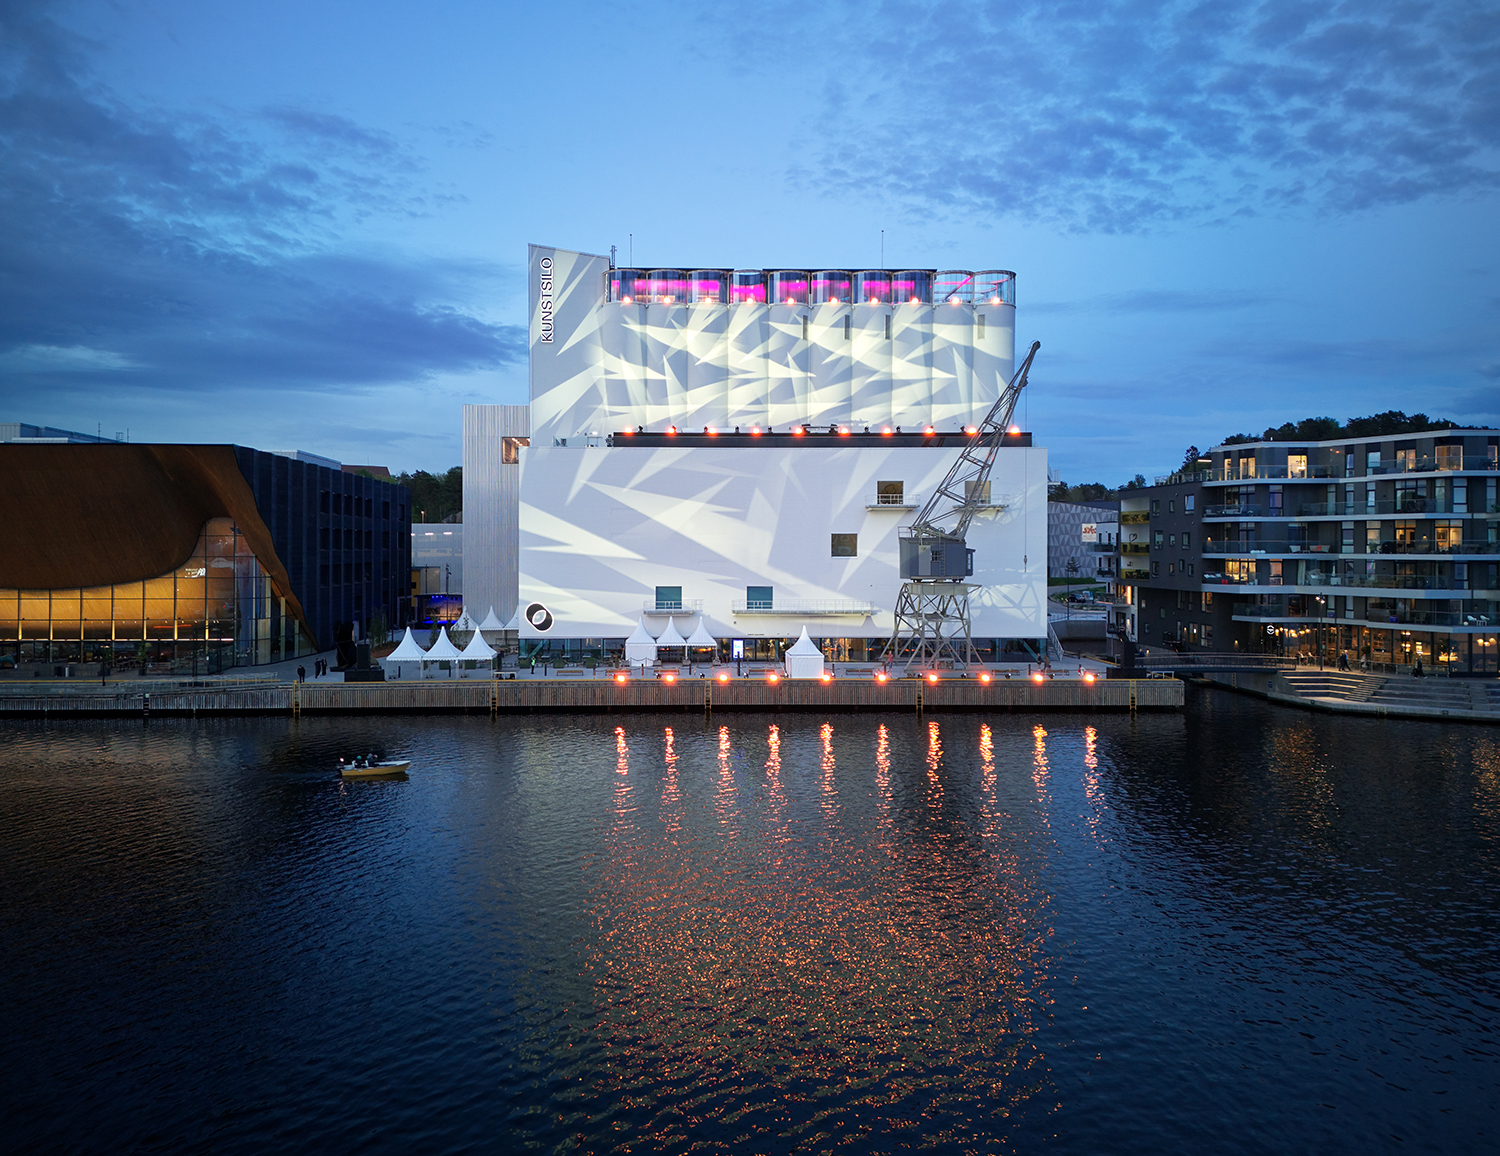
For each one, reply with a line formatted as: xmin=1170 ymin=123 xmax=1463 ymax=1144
xmin=1275 ymin=669 xmax=1500 ymax=719
xmin=1279 ymin=671 xmax=1385 ymax=702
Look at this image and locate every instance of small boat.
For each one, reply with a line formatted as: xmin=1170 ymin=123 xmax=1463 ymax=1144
xmin=340 ymin=759 xmax=411 ymax=778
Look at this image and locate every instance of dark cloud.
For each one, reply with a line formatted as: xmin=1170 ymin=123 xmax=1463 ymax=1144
xmin=775 ymin=0 xmax=1500 ymax=231
xmin=0 ymin=3 xmax=522 ymax=412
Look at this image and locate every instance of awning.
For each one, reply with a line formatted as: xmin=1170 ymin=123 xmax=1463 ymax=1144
xmin=655 ymin=617 xmax=688 ymax=648
xmin=685 ymin=619 xmax=718 ymax=649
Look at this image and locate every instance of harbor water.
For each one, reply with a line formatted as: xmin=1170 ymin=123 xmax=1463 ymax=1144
xmin=2 ymin=689 xmax=1496 ymax=1152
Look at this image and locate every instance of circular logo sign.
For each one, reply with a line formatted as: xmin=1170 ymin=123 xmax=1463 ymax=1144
xmin=1266 ymin=624 xmax=1276 ymax=635
xmin=525 ymin=602 xmax=554 ymax=632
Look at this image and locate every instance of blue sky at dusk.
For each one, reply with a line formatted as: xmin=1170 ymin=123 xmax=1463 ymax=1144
xmin=2 ymin=0 xmax=1497 ymax=481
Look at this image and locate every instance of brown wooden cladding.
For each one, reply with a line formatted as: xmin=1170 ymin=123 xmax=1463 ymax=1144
xmin=0 ymin=444 xmax=307 ymax=632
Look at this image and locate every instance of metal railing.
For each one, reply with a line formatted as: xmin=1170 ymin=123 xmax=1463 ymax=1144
xmin=1205 ymin=539 xmax=1500 ymax=556
xmin=642 ymin=599 xmax=705 ymax=616
xmin=864 ymin=493 xmax=918 ymax=508
xmin=730 ymin=599 xmax=878 ymax=616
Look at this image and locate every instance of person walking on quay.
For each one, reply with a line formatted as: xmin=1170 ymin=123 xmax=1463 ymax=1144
xmin=1338 ymin=651 xmax=1350 ymax=672
xmin=297 ymin=664 xmax=306 ymax=683
xmin=1412 ymin=657 xmax=1425 ymax=679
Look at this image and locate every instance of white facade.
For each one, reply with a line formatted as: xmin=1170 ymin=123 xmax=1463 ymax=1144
xmin=527 ymin=247 xmax=1017 ymax=445
xmin=516 ymin=444 xmax=1047 ymax=642
xmin=460 ymin=244 xmax=1046 ymax=647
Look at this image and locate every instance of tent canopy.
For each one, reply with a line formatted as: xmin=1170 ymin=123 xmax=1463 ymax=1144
xmin=423 ymin=626 xmax=464 ymax=660
xmin=384 ymin=627 xmax=429 ymax=661
xmin=459 ymin=630 xmax=496 ymax=659
xmin=624 ymin=617 xmax=657 ymax=666
xmin=784 ymin=626 xmax=826 ymax=679
xmin=452 ymin=608 xmax=477 ymax=634
xmin=502 ymin=606 xmax=522 ymax=631
xmin=655 ymin=617 xmax=688 ymax=648
xmin=478 ymin=606 xmax=506 ymax=632
xmin=685 ymin=619 xmax=718 ymax=649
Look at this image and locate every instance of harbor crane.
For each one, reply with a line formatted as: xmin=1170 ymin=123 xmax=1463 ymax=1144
xmin=883 ymin=341 xmax=1041 ymax=671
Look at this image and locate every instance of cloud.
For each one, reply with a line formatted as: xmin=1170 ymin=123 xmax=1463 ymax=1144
xmin=770 ymin=0 xmax=1500 ymax=231
xmin=1029 ymin=289 xmax=1270 ymax=315
xmin=1479 ymin=361 xmax=1500 ymax=379
xmin=0 ymin=3 xmax=522 ymax=412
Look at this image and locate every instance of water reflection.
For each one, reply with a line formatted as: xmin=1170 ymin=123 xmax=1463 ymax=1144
xmin=581 ymin=720 xmax=1054 ymax=1146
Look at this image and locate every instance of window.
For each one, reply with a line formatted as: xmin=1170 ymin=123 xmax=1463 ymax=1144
xmin=1239 ymin=456 xmax=1256 ymax=478
xmin=977 ymin=315 xmax=985 ymax=339
xmin=1396 ymin=448 xmax=1417 ymax=471
xmin=382 ymin=531 xmax=390 ymax=549
xmin=1435 ymin=521 xmax=1461 ymax=550
xmin=1367 ymin=450 xmax=1381 ymax=470
xmin=344 ymin=494 xmax=354 ymax=515
xmin=319 ymin=490 xmax=330 ymax=513
xmin=1184 ymin=495 xmax=1195 ymax=512
xmin=1204 ymin=624 xmax=1213 ymax=646
xmin=1182 ymin=530 xmax=1192 ymax=548
xmin=801 ymin=315 xmax=809 ymax=340
xmin=1151 ymin=500 xmax=1160 ymax=515
xmin=319 ymin=528 xmax=329 ymax=550
xmin=1394 ymin=521 xmax=1416 ymax=545
xmin=502 ymin=437 xmax=531 ymax=464
xmin=1169 ymin=534 xmax=1177 ymax=547
xmin=831 ymin=533 xmax=858 ymax=557
xmin=876 ymin=480 xmax=905 ymax=505
xmin=383 ymin=500 xmax=391 ymax=519
xmin=320 ymin=564 xmax=329 ymax=586
xmin=1288 ymin=454 xmax=1308 ymax=478
xmin=655 ymin=585 xmax=683 ymax=611
xmin=1201 ymin=591 xmax=1214 ymax=611
xmin=1151 ymin=561 xmax=1160 ymax=576
xmin=1168 ymin=500 xmax=1176 ymax=513
xmin=364 ymin=498 xmax=372 ymax=518
xmin=746 ymin=585 xmax=773 ymax=610
xmin=964 ymin=480 xmax=991 ymax=504
xmin=1187 ymin=563 xmax=1195 ymax=576
xmin=884 ymin=314 xmax=891 ymax=340
xmin=1154 ymin=531 xmax=1164 ymax=548
xmin=1168 ymin=563 xmax=1176 ymax=575
xmin=844 ymin=316 xmax=851 ymax=340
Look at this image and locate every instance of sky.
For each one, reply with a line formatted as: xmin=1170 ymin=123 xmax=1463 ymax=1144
xmin=1 ymin=0 xmax=1497 ymax=483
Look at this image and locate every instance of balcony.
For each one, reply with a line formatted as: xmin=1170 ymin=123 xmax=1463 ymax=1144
xmin=730 ymin=599 xmax=878 ymax=617
xmin=1120 ymin=512 xmax=1150 ymax=525
xmin=1204 ymin=540 xmax=1338 ymax=555
xmin=643 ymin=599 xmax=704 ymax=616
xmin=1120 ymin=542 xmax=1150 ymax=555
xmin=864 ymin=492 xmax=919 ymax=509
xmin=1120 ymin=567 xmax=1151 ymax=580
xmin=1203 ymin=505 xmax=1263 ymax=518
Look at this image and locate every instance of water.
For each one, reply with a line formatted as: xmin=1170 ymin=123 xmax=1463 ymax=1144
xmin=2 ymin=690 xmax=1497 ymax=1153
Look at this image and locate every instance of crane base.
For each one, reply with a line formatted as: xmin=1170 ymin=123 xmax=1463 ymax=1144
xmin=882 ymin=580 xmax=979 ymax=672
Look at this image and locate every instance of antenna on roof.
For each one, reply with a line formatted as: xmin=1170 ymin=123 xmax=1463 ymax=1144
xmin=610 ymin=245 xmax=616 ymax=269
xmin=629 ymin=233 xmax=633 ymax=265
xmin=880 ymin=229 xmax=884 ymax=269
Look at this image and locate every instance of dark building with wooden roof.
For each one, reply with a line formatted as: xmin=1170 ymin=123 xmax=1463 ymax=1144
xmin=0 ymin=442 xmax=411 ymax=673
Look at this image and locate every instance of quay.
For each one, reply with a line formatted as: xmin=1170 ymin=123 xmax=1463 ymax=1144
xmin=0 ymin=672 xmax=1182 ymax=717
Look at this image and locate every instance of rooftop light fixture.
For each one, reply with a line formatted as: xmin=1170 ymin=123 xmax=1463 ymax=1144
xmin=663 ymin=672 xmax=676 ymax=683
xmin=622 ymin=295 xmax=633 ymax=303
xmin=882 ymin=427 xmax=893 ymax=435
xmin=924 ymin=426 xmax=936 ymax=435
xmin=793 ymin=426 xmax=804 ymax=436
xmin=839 ymin=427 xmax=850 ymax=435
xmin=927 ymin=673 xmax=939 ymax=684
xmin=965 ymin=426 xmax=978 ymax=434
xmin=909 ymin=297 xmax=920 ymax=304
xmin=751 ymin=427 xmax=762 ymax=436
xmin=979 ymin=672 xmax=992 ymax=683
xmin=1008 ymin=425 xmax=1020 ymax=434
xmin=667 ymin=426 xmax=677 ymax=435
xmin=989 ymin=296 xmax=1001 ymax=304
xmin=718 ymin=672 xmax=729 ymax=682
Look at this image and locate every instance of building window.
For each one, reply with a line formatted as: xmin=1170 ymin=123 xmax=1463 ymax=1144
xmin=382 ymin=531 xmax=390 ymax=549
xmin=502 ymin=437 xmax=531 ymax=464
xmin=876 ymin=480 xmax=905 ymax=505
xmin=1169 ymin=500 xmax=1176 ymax=513
xmin=1182 ymin=530 xmax=1191 ymax=548
xmin=831 ymin=533 xmax=858 ymax=557
xmin=1201 ymin=591 xmax=1214 ymax=611
xmin=802 ymin=315 xmax=809 ymax=340
xmin=654 ymin=586 xmax=682 ymax=611
xmin=320 ymin=564 xmax=329 ymax=586
xmin=1151 ymin=562 xmax=1160 ymax=576
xmin=746 ymin=585 xmax=773 ymax=610
xmin=1184 ymin=495 xmax=1195 ymax=512
xmin=1151 ymin=499 xmax=1160 ymax=515
xmin=319 ymin=528 xmax=329 ymax=550
xmin=977 ymin=315 xmax=985 ymax=339
xmin=1169 ymin=534 xmax=1177 ymax=547
xmin=1168 ymin=563 xmax=1176 ymax=575
xmin=1204 ymin=623 xmax=1213 ymax=646
xmin=884 ymin=314 xmax=891 ymax=340
xmin=319 ymin=491 xmax=330 ymax=513
xmin=844 ymin=316 xmax=851 ymax=340
xmin=383 ymin=500 xmax=391 ymax=519
xmin=1154 ymin=531 xmax=1164 ymax=547
xmin=1288 ymin=454 xmax=1308 ymax=478
xmin=1187 ymin=563 xmax=1195 ymax=576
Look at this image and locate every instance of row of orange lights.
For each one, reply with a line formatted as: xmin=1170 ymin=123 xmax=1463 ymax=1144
xmin=612 ymin=669 xmax=1099 ymax=684
xmin=622 ymin=424 xmax=1019 ymax=437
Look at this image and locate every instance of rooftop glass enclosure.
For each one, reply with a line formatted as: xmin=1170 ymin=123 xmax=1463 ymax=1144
xmin=811 ymin=271 xmax=853 ymax=303
xmin=604 ymin=268 xmax=1018 ymax=307
xmin=0 ymin=517 xmax=316 ymax=672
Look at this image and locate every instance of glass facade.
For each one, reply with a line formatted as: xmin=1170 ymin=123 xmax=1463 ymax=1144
xmin=0 ymin=518 xmax=315 ymax=673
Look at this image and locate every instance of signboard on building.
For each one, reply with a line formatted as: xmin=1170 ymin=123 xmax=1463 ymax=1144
xmin=1081 ymin=523 xmax=1098 ymax=542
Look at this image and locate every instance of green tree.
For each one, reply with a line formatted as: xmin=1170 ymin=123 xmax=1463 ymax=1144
xmin=395 ymin=466 xmax=463 ymax=522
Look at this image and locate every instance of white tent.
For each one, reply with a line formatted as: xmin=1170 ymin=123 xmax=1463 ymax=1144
xmin=502 ymin=606 xmax=522 ymax=631
xmin=451 ymin=607 xmax=478 ymax=637
xmin=624 ymin=618 xmax=657 ymax=667
xmin=784 ymin=626 xmax=826 ymax=679
xmin=685 ymin=619 xmax=718 ymax=651
xmin=458 ymin=627 xmax=497 ymax=677
xmin=656 ymin=617 xmax=688 ymax=650
xmin=380 ymin=627 xmax=429 ymax=680
xmin=478 ymin=606 xmax=506 ymax=633
xmin=423 ymin=626 xmax=465 ymax=678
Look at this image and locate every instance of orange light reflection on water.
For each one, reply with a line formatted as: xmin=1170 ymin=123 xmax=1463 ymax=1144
xmin=582 ymin=720 xmax=1056 ymax=1141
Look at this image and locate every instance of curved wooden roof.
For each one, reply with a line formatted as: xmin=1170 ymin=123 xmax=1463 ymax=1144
xmin=0 ymin=444 xmax=308 ymax=631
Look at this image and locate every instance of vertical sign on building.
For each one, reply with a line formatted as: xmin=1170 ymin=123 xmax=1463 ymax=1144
xmin=538 ymin=257 xmax=554 ymax=343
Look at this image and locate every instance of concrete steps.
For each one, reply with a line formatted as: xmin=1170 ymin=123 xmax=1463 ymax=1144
xmin=1364 ymin=677 xmax=1480 ymax=711
xmin=1280 ymin=671 xmax=1385 ymax=702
